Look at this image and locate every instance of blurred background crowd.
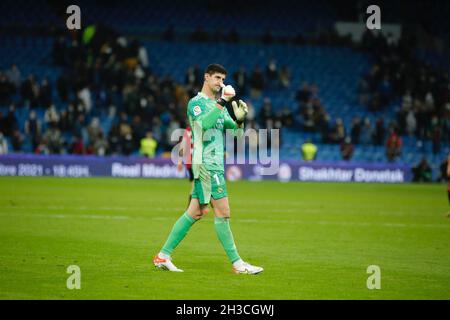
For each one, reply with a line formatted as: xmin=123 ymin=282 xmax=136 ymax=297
xmin=0 ymin=0 xmax=449 ymax=181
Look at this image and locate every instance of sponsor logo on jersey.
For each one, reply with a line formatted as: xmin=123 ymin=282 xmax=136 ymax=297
xmin=193 ymin=105 xmax=202 ymax=116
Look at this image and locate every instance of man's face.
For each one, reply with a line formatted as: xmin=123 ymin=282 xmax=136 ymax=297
xmin=205 ymin=72 xmax=226 ymax=93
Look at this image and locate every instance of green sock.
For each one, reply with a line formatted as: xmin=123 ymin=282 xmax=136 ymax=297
xmin=214 ymin=217 xmax=241 ymax=263
xmin=161 ymin=212 xmax=196 ymax=256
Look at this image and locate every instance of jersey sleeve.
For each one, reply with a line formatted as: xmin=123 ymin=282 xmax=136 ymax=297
xmin=187 ymin=99 xmax=223 ymax=131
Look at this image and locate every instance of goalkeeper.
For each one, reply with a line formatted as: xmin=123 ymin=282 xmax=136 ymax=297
xmin=153 ymin=64 xmax=263 ymax=274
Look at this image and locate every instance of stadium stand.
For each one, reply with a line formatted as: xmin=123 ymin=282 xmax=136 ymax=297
xmin=0 ymin=0 xmax=448 ymax=181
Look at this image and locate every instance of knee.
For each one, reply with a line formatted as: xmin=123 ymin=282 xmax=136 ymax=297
xmin=215 ymin=207 xmax=230 ymax=218
xmin=189 ymin=211 xmax=204 ymax=220
xmin=189 ymin=207 xmax=209 ymax=220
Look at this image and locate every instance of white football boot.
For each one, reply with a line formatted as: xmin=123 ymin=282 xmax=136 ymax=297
xmin=232 ymin=260 xmax=264 ymax=275
xmin=153 ymin=253 xmax=183 ymax=272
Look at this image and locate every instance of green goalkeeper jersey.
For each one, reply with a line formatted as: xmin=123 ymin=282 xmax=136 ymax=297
xmin=187 ymin=92 xmax=242 ymax=178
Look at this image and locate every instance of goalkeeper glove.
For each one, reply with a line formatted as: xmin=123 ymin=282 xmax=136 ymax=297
xmin=217 ymin=84 xmax=236 ymax=107
xmin=231 ymin=99 xmax=248 ymax=124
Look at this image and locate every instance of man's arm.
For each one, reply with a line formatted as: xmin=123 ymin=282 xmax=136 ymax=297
xmin=194 ymin=106 xmax=223 ymax=130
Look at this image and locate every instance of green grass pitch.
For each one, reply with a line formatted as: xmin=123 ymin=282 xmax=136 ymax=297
xmin=0 ymin=177 xmax=449 ymax=299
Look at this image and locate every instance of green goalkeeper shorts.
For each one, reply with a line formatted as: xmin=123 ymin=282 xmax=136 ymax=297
xmin=191 ymin=169 xmax=228 ymax=204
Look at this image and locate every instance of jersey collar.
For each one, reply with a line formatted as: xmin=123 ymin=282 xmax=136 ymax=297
xmin=198 ymin=91 xmax=215 ymax=101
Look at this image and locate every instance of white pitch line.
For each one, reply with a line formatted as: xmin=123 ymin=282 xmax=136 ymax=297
xmin=0 ymin=212 xmax=449 ymax=229
xmin=0 ymin=212 xmax=129 ymax=220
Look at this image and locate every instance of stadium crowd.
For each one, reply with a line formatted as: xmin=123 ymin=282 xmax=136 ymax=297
xmin=358 ymin=29 xmax=449 ymax=155
xmin=0 ymin=24 xmax=448 ymax=173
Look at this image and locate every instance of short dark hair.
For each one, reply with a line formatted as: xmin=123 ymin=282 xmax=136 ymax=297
xmin=205 ymin=63 xmax=227 ymax=76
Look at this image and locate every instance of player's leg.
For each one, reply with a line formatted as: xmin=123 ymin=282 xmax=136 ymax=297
xmin=210 ymin=172 xmax=263 ymax=274
xmin=154 ymin=178 xmax=209 ymax=271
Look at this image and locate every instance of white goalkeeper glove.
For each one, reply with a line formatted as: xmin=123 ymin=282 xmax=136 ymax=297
xmin=231 ymin=99 xmax=248 ymax=124
xmin=217 ymin=84 xmax=236 ymax=107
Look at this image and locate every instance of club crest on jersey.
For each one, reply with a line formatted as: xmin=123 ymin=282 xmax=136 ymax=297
xmin=215 ymin=118 xmax=224 ymax=129
xmin=193 ymin=105 xmax=202 ymax=116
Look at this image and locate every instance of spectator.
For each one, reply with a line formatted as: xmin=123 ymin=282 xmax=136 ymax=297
xmin=318 ymin=113 xmax=332 ymax=143
xmin=77 ymin=86 xmax=92 ymax=114
xmin=121 ymin=133 xmax=135 ymax=156
xmin=280 ymin=107 xmax=294 ymax=127
xmin=43 ymin=123 xmax=63 ymax=154
xmin=87 ymin=117 xmax=102 ymax=146
xmin=0 ymin=132 xmax=8 ymax=154
xmin=39 ymin=77 xmax=52 ymax=108
xmin=44 ymin=104 xmax=60 ymax=126
xmin=330 ymin=118 xmax=346 ymax=143
xmin=385 ymin=129 xmax=402 ymax=162
xmin=412 ymin=157 xmax=432 ymax=182
xmin=350 ymin=117 xmax=362 ymax=144
xmin=360 ymin=117 xmax=373 ymax=145
xmin=131 ymin=115 xmax=148 ymax=148
xmin=0 ymin=72 xmax=15 ymax=105
xmin=138 ymin=43 xmax=149 ymax=69
xmin=5 ymin=64 xmax=21 ymax=90
xmin=93 ymin=132 xmax=109 ymax=156
xmin=379 ymin=75 xmax=392 ymax=107
xmin=425 ymin=91 xmax=434 ymax=109
xmin=233 ymin=66 xmax=248 ymax=96
xmin=56 ymin=74 xmax=70 ymax=102
xmin=140 ymin=131 xmax=158 ymax=158
xmin=20 ymin=74 xmax=39 ymax=108
xmin=357 ymin=77 xmax=370 ymax=106
xmin=259 ymin=98 xmax=273 ymax=128
xmin=165 ymin=116 xmax=181 ymax=151
xmin=266 ymin=59 xmax=278 ymax=86
xmin=279 ymin=66 xmax=291 ymax=89
xmin=340 ymin=137 xmax=354 ymax=161
xmin=405 ymin=108 xmax=417 ymax=137
xmin=302 ymin=105 xmax=315 ymax=132
xmin=430 ymin=115 xmax=442 ymax=154
xmin=296 ymin=82 xmax=311 ymax=105
xmin=187 ymin=65 xmax=202 ymax=88
xmin=107 ymin=124 xmax=121 ymax=155
xmin=249 ymin=66 xmax=264 ymax=98
xmin=4 ymin=105 xmax=18 ymax=137
xmin=11 ymin=129 xmax=23 ymax=152
xmin=70 ymin=134 xmax=85 ymax=155
xmin=245 ymin=100 xmax=256 ymax=123
xmin=401 ymin=90 xmax=413 ymax=109
xmin=73 ymin=113 xmax=88 ymax=138
xmin=58 ymin=110 xmax=72 ymax=133
xmin=35 ymin=137 xmax=50 ymax=155
xmin=25 ymin=110 xmax=41 ymax=152
xmin=374 ymin=118 xmax=386 ymax=145
xmin=301 ymin=139 xmax=317 ymax=161
xmin=118 ymin=112 xmax=132 ymax=137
